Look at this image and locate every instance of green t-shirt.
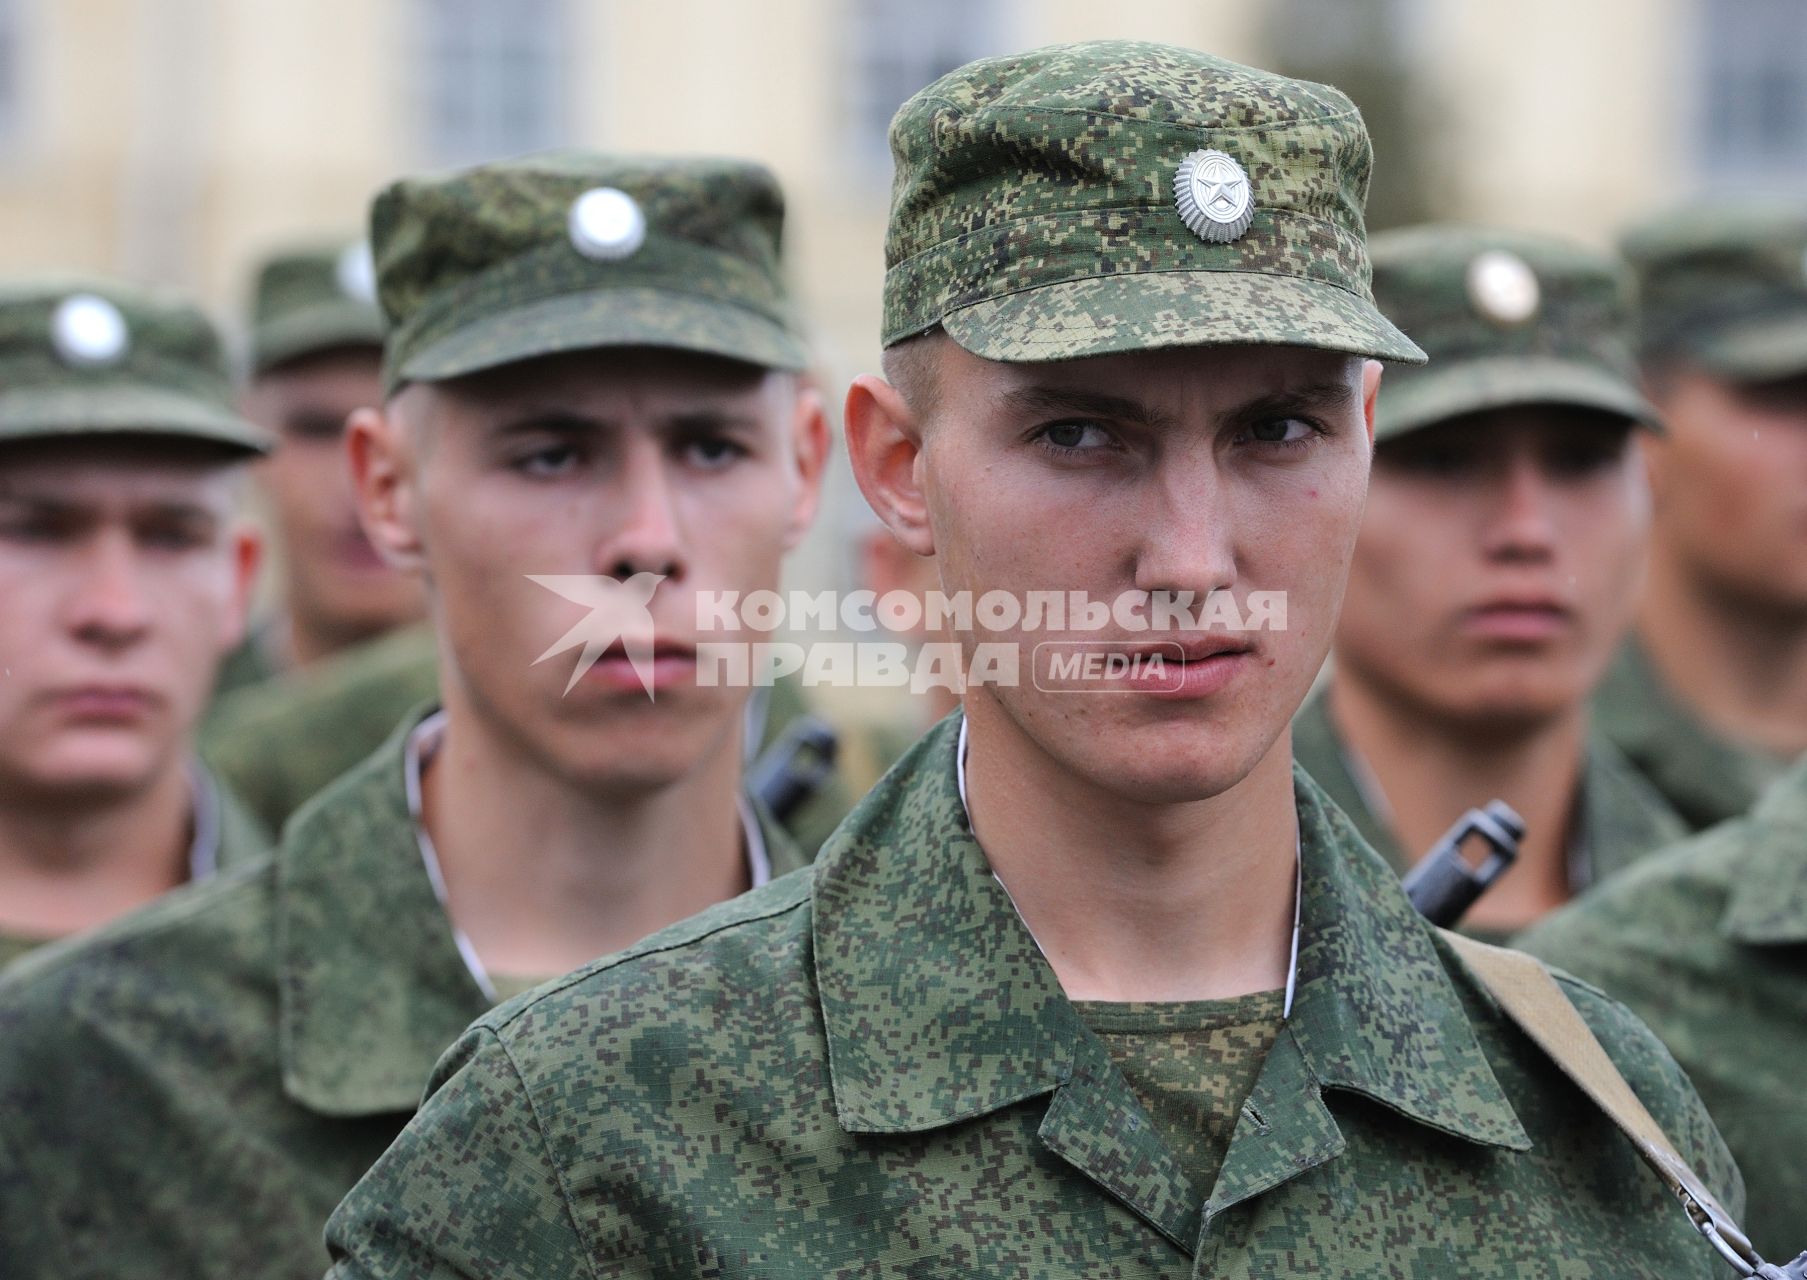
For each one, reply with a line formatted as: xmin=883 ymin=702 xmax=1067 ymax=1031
xmin=1074 ymin=989 xmax=1286 ymax=1205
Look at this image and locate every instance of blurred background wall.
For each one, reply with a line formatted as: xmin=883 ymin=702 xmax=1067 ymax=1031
xmin=2 ymin=0 xmax=1803 ymax=603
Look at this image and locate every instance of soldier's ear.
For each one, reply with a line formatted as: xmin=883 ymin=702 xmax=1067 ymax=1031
xmin=781 ymin=376 xmax=832 ymax=551
xmin=346 ymin=400 xmax=426 ymax=574
xmin=845 ymin=373 xmax=934 ymax=557
xmin=1361 ymin=359 xmax=1382 ymax=449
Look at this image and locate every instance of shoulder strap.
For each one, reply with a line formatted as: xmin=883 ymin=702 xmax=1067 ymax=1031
xmin=1443 ymin=930 xmax=1801 ymax=1279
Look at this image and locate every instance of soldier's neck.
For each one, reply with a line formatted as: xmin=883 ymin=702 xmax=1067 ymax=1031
xmin=418 ymin=698 xmax=748 ymax=981
xmin=0 ymin=759 xmax=193 ymax=943
xmin=1326 ymin=673 xmax=1583 ymax=933
xmin=962 ymin=698 xmax=1297 ymax=1004
xmin=1637 ymin=549 xmax=1807 ymax=758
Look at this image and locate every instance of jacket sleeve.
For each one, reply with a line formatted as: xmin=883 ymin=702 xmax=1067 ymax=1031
xmin=324 ymin=1025 xmax=599 ymax=1280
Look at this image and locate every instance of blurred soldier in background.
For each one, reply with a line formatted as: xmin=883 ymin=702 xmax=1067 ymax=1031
xmin=1522 ymin=752 xmax=1807 ymax=1258
xmin=0 ymin=280 xmax=270 ymax=970
xmin=0 ymin=152 xmax=829 ymax=1278
xmin=1595 ymin=204 xmax=1807 ymax=829
xmin=211 ymin=240 xmax=424 ymax=700
xmin=1294 ymin=227 xmax=1683 ymax=940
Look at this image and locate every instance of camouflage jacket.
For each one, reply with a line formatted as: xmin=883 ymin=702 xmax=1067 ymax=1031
xmin=0 ymin=709 xmax=805 ymax=1280
xmin=202 ymin=626 xmax=854 ymax=853
xmin=325 ymin=716 xmax=1740 ymax=1279
xmin=1292 ymin=686 xmax=1686 ymax=937
xmin=1593 ymin=636 xmax=1791 ymax=831
xmin=1520 ymin=756 xmax=1807 ymax=1261
xmin=0 ymin=762 xmax=270 ymax=971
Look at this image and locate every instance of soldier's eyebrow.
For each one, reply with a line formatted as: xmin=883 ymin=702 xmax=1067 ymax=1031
xmin=658 ymin=409 xmax=764 ymax=437
xmin=489 ymin=409 xmax=610 ymax=438
xmin=999 ymin=386 xmax=1172 ymax=429
xmin=1225 ymin=382 xmax=1359 ymax=429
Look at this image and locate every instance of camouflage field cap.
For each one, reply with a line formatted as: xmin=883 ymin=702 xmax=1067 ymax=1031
xmin=0 ymin=278 xmax=268 ymax=455
xmin=881 ymin=40 xmax=1424 ymax=364
xmin=1369 ymin=225 xmax=1656 ymax=441
xmin=246 ymin=239 xmax=385 ymax=375
xmin=371 ymin=151 xmax=809 ymax=393
xmin=1622 ymin=202 xmax=1807 ymax=381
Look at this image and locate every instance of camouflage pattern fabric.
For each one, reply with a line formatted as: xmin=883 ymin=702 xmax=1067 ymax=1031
xmin=0 ymin=707 xmax=806 ymax=1280
xmin=208 ymin=619 xmax=288 ymax=708
xmin=372 ymin=152 xmax=809 ymax=393
xmin=247 ymin=239 xmax=385 ymax=375
xmin=1367 ymin=225 xmax=1654 ymax=440
xmin=201 ymin=624 xmax=441 ymax=833
xmin=1520 ymin=755 xmax=1807 ymax=1260
xmin=1593 ymin=636 xmax=1790 ymax=831
xmin=1292 ymin=685 xmax=1687 ymax=926
xmin=324 ymin=714 xmax=1740 ymax=1278
xmin=0 ymin=277 xmax=267 ymax=453
xmin=1074 ymin=990 xmax=1286 ymax=1208
xmin=0 ymin=761 xmax=268 ymax=974
xmin=202 ymin=625 xmax=855 ymax=854
xmin=881 ymin=41 xmax=1424 ymax=364
xmin=1622 ymin=201 xmax=1807 ymax=381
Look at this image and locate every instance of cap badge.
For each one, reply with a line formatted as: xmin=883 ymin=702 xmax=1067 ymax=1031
xmin=336 ymin=242 xmax=378 ymax=304
xmin=1466 ymin=250 xmax=1540 ymax=325
xmin=50 ymin=294 xmax=130 ymax=367
xmin=1174 ymin=149 xmax=1254 ymax=244
xmin=569 ymin=187 xmax=647 ymax=261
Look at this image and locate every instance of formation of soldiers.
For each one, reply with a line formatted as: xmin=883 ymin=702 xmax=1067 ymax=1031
xmin=0 ymin=37 xmax=1803 ymax=1279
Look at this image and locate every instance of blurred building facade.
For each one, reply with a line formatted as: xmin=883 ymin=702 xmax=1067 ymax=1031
xmin=1 ymin=0 xmax=1802 ymax=597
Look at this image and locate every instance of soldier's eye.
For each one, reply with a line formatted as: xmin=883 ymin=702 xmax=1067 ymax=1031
xmin=684 ymin=436 xmax=749 ymax=469
xmin=1036 ymin=421 xmax=1113 ymax=453
xmin=515 ymin=444 xmax=582 ymax=478
xmin=1246 ymin=417 xmax=1315 ymax=446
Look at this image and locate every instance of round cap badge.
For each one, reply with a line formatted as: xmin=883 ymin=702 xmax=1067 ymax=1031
xmin=1174 ymin=149 xmax=1254 ymax=244
xmin=569 ymin=187 xmax=647 ymax=261
xmin=50 ymin=294 xmax=130 ymax=367
xmin=1466 ymin=250 xmax=1540 ymax=326
xmin=336 ymin=242 xmax=378 ymax=304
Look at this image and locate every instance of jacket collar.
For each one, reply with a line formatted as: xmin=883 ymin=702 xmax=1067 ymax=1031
xmin=279 ymin=705 xmax=805 ymax=1116
xmin=813 ymin=715 xmax=1531 ymax=1155
xmin=1722 ymin=757 xmax=1807 ymax=945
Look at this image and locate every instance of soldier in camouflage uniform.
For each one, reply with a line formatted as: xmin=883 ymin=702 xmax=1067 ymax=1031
xmin=324 ymin=44 xmax=1741 ymax=1278
xmin=212 ymin=240 xmax=423 ymax=701
xmin=1293 ymin=227 xmax=1684 ymax=941
xmin=0 ymin=153 xmax=831 ymax=1278
xmin=1593 ymin=204 xmax=1807 ymax=829
xmin=1522 ymin=754 xmax=1807 ymax=1259
xmin=0 ymin=280 xmax=271 ymax=970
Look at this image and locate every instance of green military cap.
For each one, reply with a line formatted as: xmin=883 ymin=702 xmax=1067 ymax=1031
xmin=0 ymin=277 xmax=268 ymax=455
xmin=881 ymin=40 xmax=1424 ymax=364
xmin=1622 ymin=202 xmax=1807 ymax=381
xmin=246 ymin=239 xmax=385 ymax=375
xmin=1368 ymin=225 xmax=1657 ymax=441
xmin=370 ymin=150 xmax=809 ymax=394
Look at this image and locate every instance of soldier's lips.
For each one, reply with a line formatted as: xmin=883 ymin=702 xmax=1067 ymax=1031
xmin=583 ymin=641 xmax=697 ymax=691
xmin=1460 ymin=600 xmax=1573 ymax=642
xmin=47 ymin=684 xmax=161 ymax=723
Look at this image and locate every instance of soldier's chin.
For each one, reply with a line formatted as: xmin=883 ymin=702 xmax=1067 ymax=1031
xmin=1053 ymin=732 xmax=1260 ymax=805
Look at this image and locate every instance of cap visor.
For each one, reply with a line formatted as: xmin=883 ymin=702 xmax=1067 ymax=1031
xmin=0 ymin=385 xmax=269 ymax=455
xmin=1374 ymin=355 xmax=1659 ymax=440
xmin=939 ymin=270 xmax=1427 ymax=365
xmin=396 ymin=287 xmax=809 ymax=388
xmin=1690 ymin=310 xmax=1807 ymax=382
xmin=253 ymin=303 xmax=386 ymax=374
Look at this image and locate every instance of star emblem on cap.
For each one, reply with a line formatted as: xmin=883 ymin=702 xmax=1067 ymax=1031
xmin=1174 ymin=149 xmax=1255 ymax=244
xmin=569 ymin=187 xmax=647 ymax=261
xmin=50 ymin=294 xmax=130 ymax=367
